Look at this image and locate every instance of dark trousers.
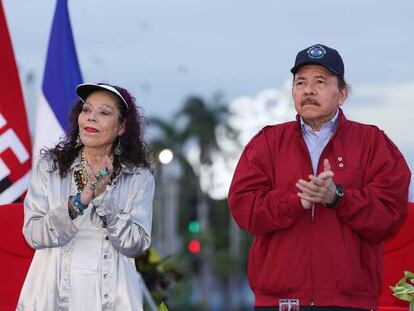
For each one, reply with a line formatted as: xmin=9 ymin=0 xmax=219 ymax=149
xmin=255 ymin=307 xmax=370 ymax=311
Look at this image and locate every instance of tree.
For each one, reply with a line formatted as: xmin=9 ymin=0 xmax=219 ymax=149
xmin=174 ymin=94 xmax=230 ymax=306
xmin=177 ymin=95 xmax=228 ymax=165
xmin=148 ymin=94 xmax=237 ymax=309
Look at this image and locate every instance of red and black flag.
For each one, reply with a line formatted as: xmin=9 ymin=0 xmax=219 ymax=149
xmin=0 ymin=1 xmax=32 ymax=203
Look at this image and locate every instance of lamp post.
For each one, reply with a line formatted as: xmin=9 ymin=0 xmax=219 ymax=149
xmin=155 ymin=149 xmax=179 ymax=257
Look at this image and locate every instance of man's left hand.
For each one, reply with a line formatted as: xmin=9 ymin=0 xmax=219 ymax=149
xmin=296 ymin=159 xmax=337 ymax=205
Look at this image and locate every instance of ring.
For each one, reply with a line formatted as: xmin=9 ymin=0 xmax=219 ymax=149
xmin=97 ymin=168 xmax=109 ymax=178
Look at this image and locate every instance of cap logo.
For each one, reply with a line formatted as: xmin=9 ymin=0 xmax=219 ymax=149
xmin=307 ymin=45 xmax=326 ymax=59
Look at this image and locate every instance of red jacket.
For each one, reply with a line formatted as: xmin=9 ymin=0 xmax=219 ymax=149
xmin=228 ymin=110 xmax=411 ymax=310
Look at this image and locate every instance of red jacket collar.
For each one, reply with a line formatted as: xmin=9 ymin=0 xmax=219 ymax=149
xmin=295 ymin=107 xmax=348 ymax=132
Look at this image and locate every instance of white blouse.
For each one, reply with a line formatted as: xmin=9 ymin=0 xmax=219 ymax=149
xmin=17 ymin=155 xmax=154 ymax=311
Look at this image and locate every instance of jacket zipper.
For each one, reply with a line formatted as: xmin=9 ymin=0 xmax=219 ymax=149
xmin=309 ymin=134 xmax=338 ymax=306
xmin=298 ymin=131 xmax=316 ymax=220
xmin=299 ymin=112 xmax=342 ymax=306
xmin=310 ymin=209 xmax=315 ymax=306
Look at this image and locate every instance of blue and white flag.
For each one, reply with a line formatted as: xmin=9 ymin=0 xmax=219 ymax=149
xmin=33 ymin=0 xmax=83 ymax=158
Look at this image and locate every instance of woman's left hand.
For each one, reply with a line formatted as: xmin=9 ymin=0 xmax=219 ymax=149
xmin=88 ymin=156 xmax=113 ymax=198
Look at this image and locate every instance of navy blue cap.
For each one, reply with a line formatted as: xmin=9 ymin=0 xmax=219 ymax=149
xmin=290 ymin=44 xmax=344 ymax=76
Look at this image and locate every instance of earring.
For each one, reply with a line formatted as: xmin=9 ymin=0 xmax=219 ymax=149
xmin=75 ymin=135 xmax=83 ymax=148
xmin=114 ymin=137 xmax=122 ymax=156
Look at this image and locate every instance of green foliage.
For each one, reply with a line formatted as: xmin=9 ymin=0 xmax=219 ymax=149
xmin=214 ymin=249 xmax=236 ymax=279
xmin=135 ymin=248 xmax=183 ymax=305
xmin=177 ymin=94 xmax=228 ymax=165
xmin=159 ymin=302 xmax=169 ymax=311
xmin=390 ymin=270 xmax=414 ymax=307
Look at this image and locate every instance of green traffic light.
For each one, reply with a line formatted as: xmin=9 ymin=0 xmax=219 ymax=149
xmin=188 ymin=220 xmax=200 ymax=234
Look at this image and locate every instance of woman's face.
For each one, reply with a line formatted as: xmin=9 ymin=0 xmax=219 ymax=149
xmin=78 ymin=91 xmax=125 ymax=152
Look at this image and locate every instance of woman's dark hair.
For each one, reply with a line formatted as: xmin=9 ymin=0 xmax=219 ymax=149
xmin=42 ymin=85 xmax=152 ymax=176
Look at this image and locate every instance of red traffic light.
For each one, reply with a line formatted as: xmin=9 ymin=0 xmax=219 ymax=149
xmin=188 ymin=239 xmax=201 ymax=254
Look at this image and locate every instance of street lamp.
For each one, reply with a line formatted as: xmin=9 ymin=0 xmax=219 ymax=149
xmin=158 ymin=148 xmax=173 ymax=165
xmin=155 ymin=148 xmax=177 ymax=257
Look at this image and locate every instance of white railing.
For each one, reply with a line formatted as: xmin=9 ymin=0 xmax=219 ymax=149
xmin=139 ymin=273 xmax=158 ymax=311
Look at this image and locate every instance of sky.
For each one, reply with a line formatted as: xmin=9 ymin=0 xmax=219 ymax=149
xmin=3 ymin=0 xmax=414 ymax=198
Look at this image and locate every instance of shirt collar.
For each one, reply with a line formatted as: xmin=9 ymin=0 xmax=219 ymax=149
xmin=300 ymin=109 xmax=339 ymax=133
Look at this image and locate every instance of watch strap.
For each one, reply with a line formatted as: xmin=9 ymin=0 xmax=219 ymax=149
xmin=325 ymin=184 xmax=344 ymax=208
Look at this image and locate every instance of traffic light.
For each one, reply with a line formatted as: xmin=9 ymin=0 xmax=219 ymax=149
xmin=188 ymin=220 xmax=200 ymax=234
xmin=187 ymin=219 xmax=201 ymax=256
xmin=188 ymin=239 xmax=201 ymax=254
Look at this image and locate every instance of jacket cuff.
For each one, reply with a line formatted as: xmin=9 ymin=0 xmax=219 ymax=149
xmin=288 ymin=193 xmax=305 ymax=219
xmin=48 ymin=207 xmax=78 ymax=244
xmin=105 ymin=211 xmax=132 ymax=233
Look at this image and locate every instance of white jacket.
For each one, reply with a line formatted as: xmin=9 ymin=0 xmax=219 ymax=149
xmin=17 ymin=155 xmax=154 ymax=311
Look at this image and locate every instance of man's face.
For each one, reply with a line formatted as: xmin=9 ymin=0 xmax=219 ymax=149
xmin=292 ymin=64 xmax=348 ymax=130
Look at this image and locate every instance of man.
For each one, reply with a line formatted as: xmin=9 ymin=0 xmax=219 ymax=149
xmin=228 ymin=44 xmax=411 ymax=311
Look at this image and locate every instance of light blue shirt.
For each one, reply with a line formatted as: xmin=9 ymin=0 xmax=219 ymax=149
xmin=300 ymin=110 xmax=339 ymax=175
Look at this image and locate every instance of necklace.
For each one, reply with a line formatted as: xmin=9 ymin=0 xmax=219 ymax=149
xmin=74 ymin=150 xmax=119 ymax=192
xmin=80 ymin=150 xmax=90 ymax=185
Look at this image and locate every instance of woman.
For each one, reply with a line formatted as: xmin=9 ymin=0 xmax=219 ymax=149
xmin=17 ymin=83 xmax=154 ymax=311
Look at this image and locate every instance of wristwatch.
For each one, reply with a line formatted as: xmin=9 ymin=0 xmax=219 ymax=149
xmin=325 ymin=184 xmax=344 ymax=208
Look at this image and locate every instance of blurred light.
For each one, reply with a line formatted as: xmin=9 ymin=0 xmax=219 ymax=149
xmin=188 ymin=220 xmax=200 ymax=234
xmin=158 ymin=149 xmax=173 ymax=164
xmin=188 ymin=239 xmax=201 ymax=254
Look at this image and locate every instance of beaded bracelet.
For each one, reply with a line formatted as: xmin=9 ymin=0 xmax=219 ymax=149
xmin=70 ymin=193 xmax=88 ymax=215
xmin=68 ymin=202 xmax=79 ymax=220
